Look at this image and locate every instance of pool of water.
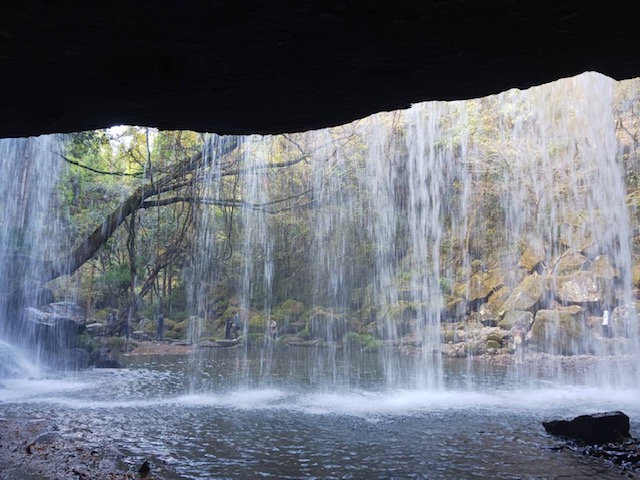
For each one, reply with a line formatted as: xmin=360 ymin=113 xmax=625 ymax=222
xmin=1 ymin=348 xmax=639 ymax=479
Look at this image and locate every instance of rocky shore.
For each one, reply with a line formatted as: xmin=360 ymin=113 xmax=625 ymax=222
xmin=0 ymin=416 xmax=144 ymax=479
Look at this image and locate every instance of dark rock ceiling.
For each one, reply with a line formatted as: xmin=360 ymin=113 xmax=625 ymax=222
xmin=2 ymin=1 xmax=639 ymax=138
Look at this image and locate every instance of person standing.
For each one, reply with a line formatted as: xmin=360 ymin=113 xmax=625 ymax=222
xmin=106 ymin=310 xmax=117 ymax=336
xmin=602 ymin=309 xmax=611 ymax=338
xmin=156 ymin=312 xmax=165 ymax=341
xmin=225 ymin=317 xmax=233 ymax=339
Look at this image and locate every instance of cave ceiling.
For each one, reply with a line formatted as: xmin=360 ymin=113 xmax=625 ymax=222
xmin=2 ymin=1 xmax=639 ymax=138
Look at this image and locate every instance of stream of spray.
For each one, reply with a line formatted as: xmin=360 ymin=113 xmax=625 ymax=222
xmin=237 ymin=135 xmax=276 ymax=385
xmin=0 ymin=135 xmax=65 ymax=371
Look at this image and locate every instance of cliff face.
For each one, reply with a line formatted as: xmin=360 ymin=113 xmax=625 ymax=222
xmin=2 ymin=2 xmax=639 ymax=138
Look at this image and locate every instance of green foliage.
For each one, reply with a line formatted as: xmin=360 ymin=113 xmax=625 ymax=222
xmin=104 ymin=336 xmax=129 ymax=353
xmin=75 ymin=333 xmax=98 ymax=353
xmin=343 ymin=331 xmax=382 ymax=350
xmin=172 ymin=319 xmax=190 ymax=337
xmin=439 ymin=277 xmax=452 ymax=295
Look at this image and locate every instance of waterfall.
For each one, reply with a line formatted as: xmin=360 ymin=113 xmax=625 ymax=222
xmin=0 ymin=135 xmax=66 ymax=372
xmin=188 ymin=72 xmax=639 ymax=391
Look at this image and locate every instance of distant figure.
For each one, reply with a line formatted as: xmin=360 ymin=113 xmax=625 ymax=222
xmin=269 ymin=319 xmax=278 ymax=340
xmin=106 ymin=310 xmax=117 ymax=335
xmin=602 ymin=309 xmax=611 ymax=338
xmin=156 ymin=312 xmax=165 ymax=340
xmin=511 ymin=321 xmax=525 ymax=363
xmin=225 ymin=317 xmax=233 ymax=339
xmin=232 ymin=315 xmax=242 ymax=339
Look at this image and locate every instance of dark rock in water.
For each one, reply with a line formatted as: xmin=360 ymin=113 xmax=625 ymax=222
xmin=22 ymin=302 xmax=86 ymax=351
xmin=65 ymin=348 xmax=89 ymax=370
xmin=543 ymin=411 xmax=631 ymax=445
xmin=91 ymin=347 xmax=121 ymax=368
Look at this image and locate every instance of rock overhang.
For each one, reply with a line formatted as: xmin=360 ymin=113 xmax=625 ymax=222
xmin=1 ymin=1 xmax=639 ymax=138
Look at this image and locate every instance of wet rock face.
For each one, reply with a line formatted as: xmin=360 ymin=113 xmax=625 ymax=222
xmin=21 ymin=302 xmax=86 ymax=357
xmin=2 ymin=2 xmax=640 ymax=138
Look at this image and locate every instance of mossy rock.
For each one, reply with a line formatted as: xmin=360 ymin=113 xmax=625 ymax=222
xmin=553 ymin=250 xmax=588 ymax=276
xmin=485 ymin=332 xmax=504 ymax=345
xmin=281 ymin=335 xmax=308 ymax=346
xmin=633 ymin=260 xmax=640 ymax=288
xmin=248 ymin=314 xmax=267 ymax=334
xmin=555 ymin=271 xmax=602 ymax=303
xmin=611 ymin=303 xmax=640 ymax=338
xmin=297 ymin=328 xmax=311 ymax=340
xmin=284 ymin=320 xmax=307 ymax=335
xmin=442 ymin=329 xmax=455 ymax=343
xmin=75 ymin=333 xmax=98 ymax=353
xmin=500 ymin=274 xmax=545 ymax=312
xmin=164 ymin=330 xmax=181 ymax=340
xmin=518 ymin=245 xmax=544 ymax=272
xmin=484 ymin=339 xmax=502 ymax=351
xmin=466 ymin=269 xmax=505 ymax=302
xmin=279 ymin=299 xmax=304 ymax=317
xmin=590 ymin=254 xmax=620 ymax=280
xmin=531 ymin=307 xmax=586 ymax=355
xmin=172 ymin=319 xmax=190 ymax=336
xmin=443 ymin=296 xmax=467 ymax=322
xmin=307 ymin=308 xmax=351 ymax=341
xmin=466 ymin=341 xmax=482 ymax=356
xmin=498 ymin=310 xmax=533 ymax=330
xmin=384 ymin=300 xmax=419 ymax=321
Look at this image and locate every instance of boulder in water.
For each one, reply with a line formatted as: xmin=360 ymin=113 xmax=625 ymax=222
xmin=543 ymin=411 xmax=631 ymax=445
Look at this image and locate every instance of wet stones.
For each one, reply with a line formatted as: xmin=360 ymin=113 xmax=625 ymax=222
xmin=544 ymin=411 xmax=640 ymax=473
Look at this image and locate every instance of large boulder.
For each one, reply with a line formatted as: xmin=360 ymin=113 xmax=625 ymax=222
xmin=486 ymin=285 xmax=511 ymax=312
xmin=553 ymin=250 xmax=588 ymax=276
xmin=456 ymin=269 xmax=504 ymax=302
xmin=555 ymin=271 xmax=602 ymax=303
xmin=518 ymin=245 xmax=545 ymax=272
xmin=591 ymin=254 xmax=620 ymax=280
xmin=22 ymin=302 xmax=86 ymax=351
xmin=531 ymin=306 xmax=587 ymax=355
xmin=543 ymin=411 xmax=631 ymax=445
xmin=610 ymin=303 xmax=639 ymax=338
xmin=498 ymin=310 xmax=533 ymax=330
xmin=500 ymin=273 xmax=545 ymax=313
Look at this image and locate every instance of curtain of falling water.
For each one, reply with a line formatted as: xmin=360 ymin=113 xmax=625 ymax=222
xmin=496 ymin=73 xmax=637 ymax=385
xmin=0 ymin=135 xmax=65 ymax=364
xmin=187 ymin=73 xmax=639 ymax=391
